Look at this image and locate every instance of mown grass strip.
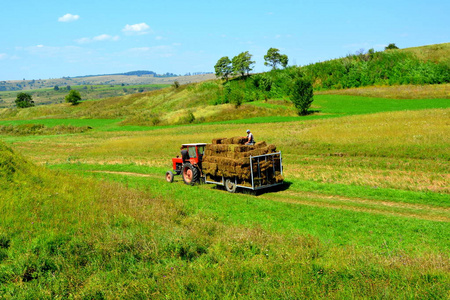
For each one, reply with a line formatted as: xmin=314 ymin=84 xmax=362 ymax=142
xmin=51 ymin=163 xmax=450 ymax=208
xmin=50 ymin=163 xmax=450 ymax=255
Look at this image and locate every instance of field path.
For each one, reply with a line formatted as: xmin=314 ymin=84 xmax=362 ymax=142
xmin=260 ymin=189 xmax=449 ymax=222
xmin=89 ymin=170 xmax=449 ymax=223
xmin=89 ymin=170 xmax=160 ymax=178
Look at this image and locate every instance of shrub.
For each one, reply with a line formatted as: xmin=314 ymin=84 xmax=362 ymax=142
xmin=65 ymin=90 xmax=81 ymax=105
xmin=291 ymin=77 xmax=314 ymax=115
xmin=15 ymin=92 xmax=34 ymax=108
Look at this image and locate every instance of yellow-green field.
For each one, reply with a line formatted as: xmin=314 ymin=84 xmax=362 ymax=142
xmin=0 ymin=82 xmax=449 ymax=298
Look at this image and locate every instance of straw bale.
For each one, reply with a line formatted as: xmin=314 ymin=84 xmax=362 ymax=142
xmin=222 ymin=136 xmax=247 ymax=145
xmin=208 ymin=144 xmax=229 ymax=152
xmin=234 ymin=145 xmax=251 ymax=153
xmin=212 ymin=138 xmax=226 ymax=144
xmin=203 ymin=137 xmax=282 ymax=184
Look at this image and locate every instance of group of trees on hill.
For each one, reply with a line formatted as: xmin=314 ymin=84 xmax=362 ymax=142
xmin=214 ymin=48 xmax=289 ymax=81
xmin=15 ymin=90 xmax=81 ymax=108
xmin=214 ymin=51 xmax=255 ymax=81
xmin=214 ymin=48 xmax=313 ymax=115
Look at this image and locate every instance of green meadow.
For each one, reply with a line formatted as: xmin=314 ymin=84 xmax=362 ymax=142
xmin=1 ymin=93 xmax=449 ymax=299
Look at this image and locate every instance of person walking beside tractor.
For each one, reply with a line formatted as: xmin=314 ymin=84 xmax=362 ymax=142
xmin=245 ymin=129 xmax=255 ymax=145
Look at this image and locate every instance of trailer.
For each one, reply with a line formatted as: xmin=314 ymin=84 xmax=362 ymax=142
xmin=204 ymin=151 xmax=283 ymax=193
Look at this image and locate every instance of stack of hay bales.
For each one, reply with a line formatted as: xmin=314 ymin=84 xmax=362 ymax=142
xmin=202 ymin=137 xmax=283 ymax=187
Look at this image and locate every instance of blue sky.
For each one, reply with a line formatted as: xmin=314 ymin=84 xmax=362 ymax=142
xmin=0 ymin=0 xmax=448 ymax=80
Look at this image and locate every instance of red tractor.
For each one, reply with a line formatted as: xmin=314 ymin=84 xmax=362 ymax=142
xmin=165 ymin=143 xmax=206 ymax=185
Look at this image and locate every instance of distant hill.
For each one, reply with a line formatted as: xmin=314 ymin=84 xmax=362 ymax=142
xmin=73 ymin=70 xmax=158 ymax=78
xmin=0 ymin=72 xmax=215 ymax=92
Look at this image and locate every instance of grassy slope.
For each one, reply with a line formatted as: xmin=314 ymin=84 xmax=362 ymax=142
xmin=1 ymin=106 xmax=449 ymax=297
xmin=0 ymin=85 xmax=449 ymax=130
xmin=400 ymin=42 xmax=450 ymax=66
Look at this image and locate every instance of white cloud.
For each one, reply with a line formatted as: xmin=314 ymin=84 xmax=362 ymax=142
xmin=76 ymin=34 xmax=119 ymax=44
xmin=58 ymin=13 xmax=80 ymax=22
xmin=127 ymin=45 xmax=174 ymax=58
xmin=76 ymin=37 xmax=91 ymax=44
xmin=93 ymin=34 xmax=120 ymax=42
xmin=0 ymin=53 xmax=7 ymax=60
xmin=155 ymin=36 xmax=163 ymax=40
xmin=122 ymin=23 xmax=151 ymax=35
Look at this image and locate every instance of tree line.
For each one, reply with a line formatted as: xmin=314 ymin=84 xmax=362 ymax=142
xmin=214 ymin=48 xmax=313 ymax=115
xmin=214 ymin=48 xmax=289 ymax=81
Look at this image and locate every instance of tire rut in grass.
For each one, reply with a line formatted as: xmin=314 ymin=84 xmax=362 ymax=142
xmin=89 ymin=170 xmax=161 ymax=178
xmin=261 ymin=190 xmax=450 ymax=222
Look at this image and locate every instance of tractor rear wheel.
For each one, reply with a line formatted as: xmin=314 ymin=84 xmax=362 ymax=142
xmin=165 ymin=171 xmax=174 ymax=183
xmin=182 ymin=163 xmax=199 ymax=186
xmin=225 ymin=178 xmax=237 ymax=193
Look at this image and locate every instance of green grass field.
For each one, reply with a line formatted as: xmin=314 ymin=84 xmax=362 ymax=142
xmin=0 ymin=79 xmax=449 ymax=298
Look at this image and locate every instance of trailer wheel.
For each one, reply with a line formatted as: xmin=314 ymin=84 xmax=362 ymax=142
xmin=225 ymin=178 xmax=237 ymax=193
xmin=165 ymin=171 xmax=174 ymax=183
xmin=182 ymin=163 xmax=199 ymax=186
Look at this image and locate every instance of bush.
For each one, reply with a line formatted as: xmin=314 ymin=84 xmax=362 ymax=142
xmin=65 ymin=90 xmax=81 ymax=105
xmin=291 ymin=77 xmax=314 ymax=115
xmin=15 ymin=92 xmax=34 ymax=108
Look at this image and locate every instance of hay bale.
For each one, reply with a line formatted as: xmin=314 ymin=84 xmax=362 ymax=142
xmin=203 ymin=137 xmax=282 ymax=184
xmin=212 ymin=138 xmax=226 ymax=144
xmin=222 ymin=136 xmax=247 ymax=145
xmin=255 ymin=141 xmax=267 ymax=148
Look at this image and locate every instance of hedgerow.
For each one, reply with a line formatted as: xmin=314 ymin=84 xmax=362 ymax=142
xmin=302 ymin=50 xmax=450 ymax=90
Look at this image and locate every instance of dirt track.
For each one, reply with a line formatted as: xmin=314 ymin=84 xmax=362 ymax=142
xmin=91 ymin=170 xmax=449 ymax=223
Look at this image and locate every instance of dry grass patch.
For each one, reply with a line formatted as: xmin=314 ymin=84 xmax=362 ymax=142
xmin=316 ymin=83 xmax=450 ymax=99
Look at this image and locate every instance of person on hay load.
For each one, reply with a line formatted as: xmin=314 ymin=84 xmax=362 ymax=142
xmin=245 ymin=129 xmax=255 ymax=145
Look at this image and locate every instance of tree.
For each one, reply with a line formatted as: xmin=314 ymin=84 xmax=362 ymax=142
xmin=385 ymin=43 xmax=399 ymax=50
xmin=264 ymin=48 xmax=288 ymax=70
xmin=290 ymin=77 xmax=314 ymax=115
xmin=232 ymin=51 xmax=255 ymax=77
xmin=15 ymin=92 xmax=34 ymax=108
xmin=53 ymin=85 xmax=59 ymax=91
xmin=214 ymin=56 xmax=232 ymax=81
xmin=65 ymin=90 xmax=81 ymax=105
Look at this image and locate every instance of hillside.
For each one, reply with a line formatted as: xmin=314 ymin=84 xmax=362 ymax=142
xmin=0 ymin=73 xmax=215 ymax=92
xmin=1 ymin=104 xmax=449 ymax=297
xmin=400 ymin=42 xmax=450 ymax=66
xmin=302 ymin=43 xmax=450 ymax=90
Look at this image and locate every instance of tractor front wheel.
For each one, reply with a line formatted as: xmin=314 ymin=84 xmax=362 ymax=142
xmin=165 ymin=171 xmax=174 ymax=183
xmin=182 ymin=163 xmax=199 ymax=186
